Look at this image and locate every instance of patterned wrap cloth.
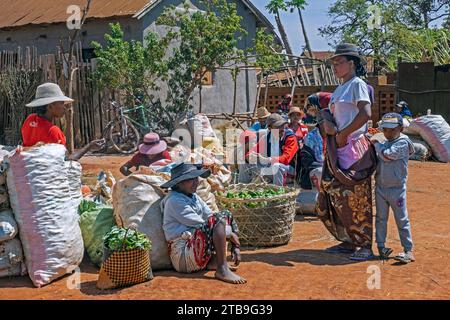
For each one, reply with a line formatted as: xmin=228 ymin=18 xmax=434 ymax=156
xmin=168 ymin=210 xmax=238 ymax=273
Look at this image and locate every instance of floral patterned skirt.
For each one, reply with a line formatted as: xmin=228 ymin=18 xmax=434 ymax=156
xmin=316 ymin=151 xmax=374 ymax=249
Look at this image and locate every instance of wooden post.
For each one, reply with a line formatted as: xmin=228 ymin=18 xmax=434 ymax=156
xmin=199 ymin=84 xmax=203 ymax=113
xmin=290 ymin=58 xmax=300 ymax=97
xmin=232 ymin=68 xmax=238 ymax=115
xmin=253 ymin=70 xmax=263 ymax=117
xmin=263 ymin=74 xmax=269 ymax=108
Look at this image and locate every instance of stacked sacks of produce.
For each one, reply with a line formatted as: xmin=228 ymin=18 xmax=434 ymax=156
xmin=112 ymin=171 xmax=173 ymax=271
xmin=0 ymin=147 xmax=27 ymax=278
xmin=5 ymin=144 xmax=84 ymax=287
xmin=404 ymin=115 xmax=450 ymax=163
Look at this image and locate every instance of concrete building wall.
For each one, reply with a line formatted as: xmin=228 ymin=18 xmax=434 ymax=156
xmin=0 ymin=17 xmax=142 ymax=55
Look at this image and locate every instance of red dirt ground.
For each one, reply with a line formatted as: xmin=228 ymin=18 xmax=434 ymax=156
xmin=0 ymin=156 xmax=449 ymax=300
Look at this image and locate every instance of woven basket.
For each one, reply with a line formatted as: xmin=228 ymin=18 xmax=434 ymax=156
xmin=215 ymin=183 xmax=298 ymax=247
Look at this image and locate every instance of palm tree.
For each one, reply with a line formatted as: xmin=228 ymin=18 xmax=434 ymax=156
xmin=287 ymin=0 xmax=314 ymax=58
xmin=266 ymin=0 xmax=293 ymax=58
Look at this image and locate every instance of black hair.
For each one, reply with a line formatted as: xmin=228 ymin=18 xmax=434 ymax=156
xmin=345 ymin=55 xmax=367 ymax=77
xmin=35 ymin=105 xmax=48 ymax=116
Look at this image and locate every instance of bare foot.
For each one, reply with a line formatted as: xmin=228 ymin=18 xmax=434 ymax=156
xmin=207 ymin=256 xmax=238 ymax=271
xmin=215 ymin=266 xmax=246 ymax=284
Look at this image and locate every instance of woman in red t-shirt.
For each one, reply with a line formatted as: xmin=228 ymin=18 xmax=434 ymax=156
xmin=22 ymin=82 xmax=104 ymax=160
xmin=120 ymin=133 xmax=172 ymax=176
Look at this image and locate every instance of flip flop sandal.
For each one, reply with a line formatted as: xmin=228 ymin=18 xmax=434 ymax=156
xmin=378 ymin=247 xmax=393 ymax=260
xmin=349 ymin=250 xmax=376 ymax=261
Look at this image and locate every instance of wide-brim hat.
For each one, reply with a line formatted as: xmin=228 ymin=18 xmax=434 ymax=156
xmin=26 ymin=82 xmax=74 ymax=107
xmin=161 ymin=163 xmax=211 ymax=189
xmin=139 ymin=133 xmax=167 ymax=155
xmin=256 ymin=107 xmax=271 ymax=119
xmin=288 ymin=107 xmax=303 ymax=116
xmin=329 ymin=43 xmax=366 ymax=65
xmin=266 ymin=113 xmax=288 ymax=127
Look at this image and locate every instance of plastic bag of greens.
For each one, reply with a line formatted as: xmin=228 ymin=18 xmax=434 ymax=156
xmin=78 ymin=200 xmax=115 ymax=266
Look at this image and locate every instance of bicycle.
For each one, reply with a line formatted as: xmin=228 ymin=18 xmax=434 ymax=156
xmin=101 ymin=99 xmax=153 ymax=154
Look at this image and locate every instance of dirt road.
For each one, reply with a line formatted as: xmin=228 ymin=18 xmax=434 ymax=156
xmin=1 ymin=157 xmax=449 ymax=300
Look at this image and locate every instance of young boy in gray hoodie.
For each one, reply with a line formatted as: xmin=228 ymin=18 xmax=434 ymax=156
xmin=371 ymin=113 xmax=416 ymax=264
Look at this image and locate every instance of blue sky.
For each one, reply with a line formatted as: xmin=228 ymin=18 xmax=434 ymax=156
xmin=253 ymin=0 xmax=336 ymax=54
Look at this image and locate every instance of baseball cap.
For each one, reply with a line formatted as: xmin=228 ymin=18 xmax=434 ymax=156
xmin=379 ymin=112 xmax=403 ymax=129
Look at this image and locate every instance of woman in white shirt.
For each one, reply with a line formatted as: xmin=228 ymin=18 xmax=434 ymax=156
xmin=317 ymin=44 xmax=376 ymax=262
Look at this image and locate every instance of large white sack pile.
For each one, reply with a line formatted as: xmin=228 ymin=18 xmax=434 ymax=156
xmin=404 ymin=115 xmax=450 ymax=163
xmin=5 ymin=144 xmax=84 ymax=287
xmin=0 ymin=146 xmax=27 ymax=278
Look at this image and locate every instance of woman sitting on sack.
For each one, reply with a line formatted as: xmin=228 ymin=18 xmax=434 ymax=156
xmin=161 ymin=163 xmax=246 ymax=285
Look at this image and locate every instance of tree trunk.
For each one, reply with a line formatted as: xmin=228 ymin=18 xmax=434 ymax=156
xmin=65 ymin=64 xmax=77 ymax=154
xmin=298 ymin=8 xmax=314 ymax=59
xmin=275 ymin=11 xmax=293 ymax=58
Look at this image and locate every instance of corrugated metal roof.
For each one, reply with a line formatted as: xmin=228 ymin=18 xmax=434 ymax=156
xmin=0 ymin=0 xmax=152 ymax=29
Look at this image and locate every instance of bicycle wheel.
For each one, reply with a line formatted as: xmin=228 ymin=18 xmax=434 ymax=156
xmin=108 ymin=118 xmax=140 ymax=154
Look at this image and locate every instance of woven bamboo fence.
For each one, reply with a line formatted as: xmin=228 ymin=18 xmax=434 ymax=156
xmin=0 ymin=45 xmax=117 ymax=148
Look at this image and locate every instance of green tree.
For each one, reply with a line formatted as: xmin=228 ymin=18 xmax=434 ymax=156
xmin=392 ymin=0 xmax=450 ymax=29
xmin=92 ymin=23 xmax=170 ymax=105
xmin=319 ymin=0 xmax=450 ymax=72
xmin=319 ymin=0 xmax=398 ymax=74
xmin=266 ymin=0 xmax=294 ymax=58
xmin=157 ymin=0 xmax=247 ymax=132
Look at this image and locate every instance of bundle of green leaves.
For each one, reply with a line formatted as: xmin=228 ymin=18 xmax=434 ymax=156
xmin=219 ymin=187 xmax=287 ymax=208
xmin=103 ymin=226 xmax=151 ymax=251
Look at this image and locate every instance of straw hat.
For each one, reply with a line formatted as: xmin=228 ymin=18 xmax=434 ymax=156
xmin=26 ymin=83 xmax=74 ymax=107
xmin=256 ymin=107 xmax=271 ymax=119
xmin=288 ymin=107 xmax=303 ymax=116
xmin=139 ymin=133 xmax=167 ymax=155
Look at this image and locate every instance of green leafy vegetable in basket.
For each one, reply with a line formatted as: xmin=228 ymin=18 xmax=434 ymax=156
xmin=222 ymin=187 xmax=286 ymax=200
xmin=219 ymin=187 xmax=287 ymax=208
xmin=103 ymin=226 xmax=151 ymax=251
xmin=78 ymin=200 xmax=97 ymax=215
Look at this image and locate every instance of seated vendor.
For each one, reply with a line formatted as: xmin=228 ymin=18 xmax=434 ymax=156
xmin=299 ymin=111 xmax=328 ymax=189
xmin=395 ymin=101 xmax=413 ymax=120
xmin=22 ymin=82 xmax=105 ymax=160
xmin=161 ymin=163 xmax=246 ymax=284
xmin=120 ymin=133 xmax=172 ymax=176
xmin=249 ymin=107 xmax=270 ymax=132
xmin=239 ymin=113 xmax=299 ymax=186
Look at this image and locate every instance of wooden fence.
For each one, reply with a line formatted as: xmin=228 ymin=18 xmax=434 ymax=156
xmin=0 ymin=45 xmax=117 ymax=148
xmin=397 ymin=62 xmax=450 ymax=121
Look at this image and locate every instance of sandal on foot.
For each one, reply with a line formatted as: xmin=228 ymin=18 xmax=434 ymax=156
xmin=378 ymin=247 xmax=393 ymax=260
xmin=349 ymin=249 xmax=376 ymax=261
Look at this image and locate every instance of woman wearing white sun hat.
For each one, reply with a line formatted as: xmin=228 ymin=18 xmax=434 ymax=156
xmin=22 ymin=82 xmax=105 ymax=160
